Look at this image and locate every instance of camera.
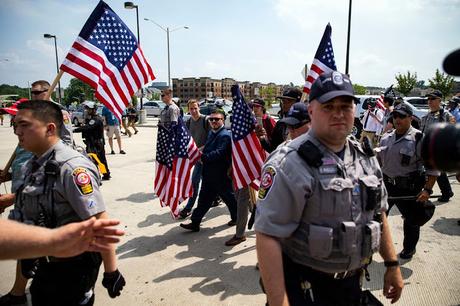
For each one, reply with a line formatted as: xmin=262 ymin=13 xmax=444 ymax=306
xmin=421 ymin=123 xmax=460 ymax=172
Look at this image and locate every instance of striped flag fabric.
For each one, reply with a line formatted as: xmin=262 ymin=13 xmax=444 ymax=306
xmin=230 ymin=85 xmax=267 ymax=190
xmin=376 ymin=85 xmax=396 ymax=110
xmin=154 ymin=117 xmax=201 ymax=218
xmin=303 ymin=23 xmax=337 ymax=94
xmin=60 ymin=0 xmax=155 ymax=121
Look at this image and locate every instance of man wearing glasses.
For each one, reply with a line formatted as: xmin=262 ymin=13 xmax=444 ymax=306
xmin=159 ymin=88 xmax=180 ymax=130
xmin=378 ymin=103 xmax=439 ymax=260
xmin=420 ymin=90 xmax=456 ymax=202
xmin=30 ymin=80 xmax=74 ymax=146
xmin=180 ymin=108 xmax=237 ymax=232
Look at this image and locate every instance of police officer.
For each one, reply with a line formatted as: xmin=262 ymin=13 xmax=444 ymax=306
xmin=261 ymin=87 xmax=302 ymax=152
xmin=74 ymin=101 xmax=111 ymax=180
xmin=421 ymin=90 xmax=456 ymax=202
xmin=377 ymin=103 xmax=439 ymax=260
xmin=255 ymin=71 xmax=403 ymax=306
xmin=10 ymin=100 xmax=125 ymax=305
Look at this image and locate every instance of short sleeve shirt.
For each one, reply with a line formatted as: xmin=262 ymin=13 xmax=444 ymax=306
xmin=160 ymin=103 xmax=180 ymax=128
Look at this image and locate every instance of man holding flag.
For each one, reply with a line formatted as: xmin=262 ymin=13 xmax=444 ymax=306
xmin=180 ymin=108 xmax=237 ymax=232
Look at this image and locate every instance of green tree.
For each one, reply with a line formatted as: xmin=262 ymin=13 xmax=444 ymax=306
xmin=428 ymin=69 xmax=455 ymax=99
xmin=64 ymin=78 xmax=94 ymax=105
xmin=0 ymin=84 xmax=29 ymax=99
xmin=395 ymin=71 xmax=417 ymax=96
xmin=259 ymin=85 xmax=277 ymax=107
xmin=353 ymin=84 xmax=366 ymax=95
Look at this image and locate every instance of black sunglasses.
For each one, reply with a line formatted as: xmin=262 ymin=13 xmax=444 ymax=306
xmin=208 ymin=117 xmax=222 ymax=122
xmin=31 ymin=89 xmax=48 ymax=95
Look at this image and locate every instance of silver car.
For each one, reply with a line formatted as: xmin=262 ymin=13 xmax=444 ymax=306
xmin=143 ymin=100 xmax=166 ymax=117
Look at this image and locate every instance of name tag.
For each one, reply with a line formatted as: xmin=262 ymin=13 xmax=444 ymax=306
xmin=319 ymin=165 xmax=337 ymax=174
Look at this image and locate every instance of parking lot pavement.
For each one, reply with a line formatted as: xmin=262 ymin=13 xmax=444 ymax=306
xmin=0 ymin=117 xmax=459 ymax=305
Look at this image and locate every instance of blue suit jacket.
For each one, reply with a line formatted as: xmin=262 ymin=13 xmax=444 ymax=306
xmin=201 ymin=127 xmax=232 ymax=182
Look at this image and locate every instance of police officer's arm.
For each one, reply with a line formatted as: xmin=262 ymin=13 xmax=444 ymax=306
xmin=256 ymin=232 xmax=289 ymax=306
xmin=0 ymin=218 xmax=123 ymax=260
xmin=416 ymin=132 xmax=440 ymax=202
xmin=94 ymin=211 xmax=118 ymax=272
xmin=0 ymin=193 xmax=15 ymax=213
xmin=379 ymin=213 xmax=404 ymax=304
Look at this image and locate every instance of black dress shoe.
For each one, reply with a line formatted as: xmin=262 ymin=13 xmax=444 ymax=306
xmin=399 ymin=249 xmax=416 ymax=259
xmin=438 ymin=192 xmax=454 ymax=203
xmin=227 ymin=220 xmax=237 ymax=227
xmin=0 ymin=293 xmax=27 ymax=306
xmin=180 ymin=222 xmax=200 ymax=232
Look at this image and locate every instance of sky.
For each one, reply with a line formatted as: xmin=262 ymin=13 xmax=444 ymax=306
xmin=0 ymin=0 xmax=459 ymax=90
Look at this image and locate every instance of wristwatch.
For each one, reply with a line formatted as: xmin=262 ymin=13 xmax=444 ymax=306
xmin=384 ymin=260 xmax=400 ymax=267
xmin=423 ymin=188 xmax=433 ymax=195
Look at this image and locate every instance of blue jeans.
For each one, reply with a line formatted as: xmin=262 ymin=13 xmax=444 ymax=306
xmin=184 ymin=162 xmax=202 ymax=211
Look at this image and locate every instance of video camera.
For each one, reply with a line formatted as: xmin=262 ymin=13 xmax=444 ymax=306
xmin=421 ymin=123 xmax=460 ymax=172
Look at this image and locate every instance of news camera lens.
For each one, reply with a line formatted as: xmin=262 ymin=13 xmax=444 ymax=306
xmin=421 ymin=123 xmax=460 ymax=172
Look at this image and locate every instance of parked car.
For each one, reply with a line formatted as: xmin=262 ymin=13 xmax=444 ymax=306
xmin=404 ymin=97 xmax=429 ymax=110
xmin=199 ymin=102 xmax=232 ymax=129
xmin=143 ymin=100 xmax=166 ymax=117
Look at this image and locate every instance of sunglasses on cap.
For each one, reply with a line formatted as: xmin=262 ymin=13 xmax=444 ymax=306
xmin=427 ymin=97 xmax=440 ymax=101
xmin=208 ymin=117 xmax=222 ymax=122
xmin=392 ymin=113 xmax=408 ymax=119
xmin=31 ymin=89 xmax=48 ymax=95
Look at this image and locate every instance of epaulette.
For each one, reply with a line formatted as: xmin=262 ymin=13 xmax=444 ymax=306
xmin=297 ymin=140 xmax=323 ymax=168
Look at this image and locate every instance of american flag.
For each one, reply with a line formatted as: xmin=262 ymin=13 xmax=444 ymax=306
xmin=154 ymin=117 xmax=201 ymax=218
xmin=375 ymin=85 xmax=396 ymax=110
xmin=231 ymin=85 xmax=267 ymax=190
xmin=60 ymin=1 xmax=155 ymax=121
xmin=303 ymin=23 xmax=337 ymax=94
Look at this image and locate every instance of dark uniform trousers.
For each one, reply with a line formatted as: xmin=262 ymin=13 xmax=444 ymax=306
xmin=87 ymin=139 xmax=110 ymax=177
xmin=282 ymin=255 xmax=362 ymax=306
xmin=384 ymin=176 xmax=424 ymax=252
xmin=190 ymin=177 xmax=237 ymax=225
xmin=30 ymin=253 xmax=101 ymax=306
xmin=437 ymin=172 xmax=453 ymax=198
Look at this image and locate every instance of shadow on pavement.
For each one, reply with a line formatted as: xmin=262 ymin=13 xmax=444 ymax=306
xmin=364 ymin=261 xmax=413 ymax=291
xmin=431 ymin=217 xmax=460 ymax=236
xmin=116 ymin=192 xmax=157 ymax=203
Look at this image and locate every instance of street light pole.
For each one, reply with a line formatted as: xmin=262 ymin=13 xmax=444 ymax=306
xmin=345 ymin=0 xmax=352 ymax=75
xmin=144 ymin=18 xmax=189 ymax=88
xmin=44 ymin=34 xmax=62 ymax=103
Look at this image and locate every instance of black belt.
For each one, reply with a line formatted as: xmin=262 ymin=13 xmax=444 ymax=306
xmin=363 ymin=130 xmax=376 ymax=134
xmin=383 ymin=174 xmax=412 ymax=186
xmin=312 ymin=268 xmax=362 ymax=280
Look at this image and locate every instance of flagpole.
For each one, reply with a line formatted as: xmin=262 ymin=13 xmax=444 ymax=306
xmin=44 ymin=69 xmax=65 ymax=102
xmin=1 ymin=151 xmax=16 ymax=182
xmin=345 ymin=0 xmax=352 ymax=75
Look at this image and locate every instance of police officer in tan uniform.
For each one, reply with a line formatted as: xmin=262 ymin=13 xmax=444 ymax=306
xmin=255 ymin=71 xmax=403 ymax=305
xmin=9 ymin=100 xmax=125 ymax=305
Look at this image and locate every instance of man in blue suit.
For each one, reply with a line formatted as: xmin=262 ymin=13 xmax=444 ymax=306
xmin=180 ymin=108 xmax=237 ymax=232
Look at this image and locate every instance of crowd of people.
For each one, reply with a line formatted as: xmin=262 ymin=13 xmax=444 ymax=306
xmin=0 ymin=64 xmax=459 ymax=305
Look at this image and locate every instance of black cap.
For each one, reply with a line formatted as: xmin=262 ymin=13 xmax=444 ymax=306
xmin=391 ymin=102 xmax=413 ymax=117
xmin=309 ymin=71 xmax=356 ymax=103
xmin=443 ymin=48 xmax=460 ymax=76
xmin=252 ymin=98 xmax=265 ymax=107
xmin=276 ymin=87 xmax=302 ymax=102
xmin=449 ymin=96 xmax=460 ymax=104
xmin=425 ymin=90 xmax=443 ymax=99
xmin=279 ymin=102 xmax=310 ymax=126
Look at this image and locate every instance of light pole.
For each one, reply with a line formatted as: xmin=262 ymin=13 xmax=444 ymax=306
xmin=144 ymin=18 xmax=189 ymax=88
xmin=124 ymin=1 xmax=148 ymax=125
xmin=43 ymin=34 xmax=62 ymax=103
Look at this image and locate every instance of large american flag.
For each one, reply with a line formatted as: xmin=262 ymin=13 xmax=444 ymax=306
xmin=231 ymin=85 xmax=267 ymax=190
xmin=303 ymin=23 xmax=337 ymax=94
xmin=154 ymin=117 xmax=201 ymax=218
xmin=60 ymin=0 xmax=155 ymax=121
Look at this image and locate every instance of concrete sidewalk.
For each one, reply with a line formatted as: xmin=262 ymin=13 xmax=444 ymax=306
xmin=0 ymin=117 xmax=459 ymax=305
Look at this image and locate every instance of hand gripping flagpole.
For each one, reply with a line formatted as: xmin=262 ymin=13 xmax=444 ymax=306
xmin=44 ymin=69 xmax=65 ymax=102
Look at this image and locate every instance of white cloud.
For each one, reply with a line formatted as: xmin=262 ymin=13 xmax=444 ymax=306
xmin=26 ymin=40 xmax=66 ymax=61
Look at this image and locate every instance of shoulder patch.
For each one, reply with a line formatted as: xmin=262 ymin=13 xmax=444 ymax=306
xmin=258 ymin=166 xmax=277 ymax=200
xmin=72 ymin=167 xmax=93 ymax=195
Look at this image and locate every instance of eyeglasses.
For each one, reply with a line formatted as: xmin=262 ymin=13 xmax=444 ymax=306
xmin=31 ymin=89 xmax=48 ymax=95
xmin=392 ymin=113 xmax=408 ymax=119
xmin=208 ymin=117 xmax=222 ymax=122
